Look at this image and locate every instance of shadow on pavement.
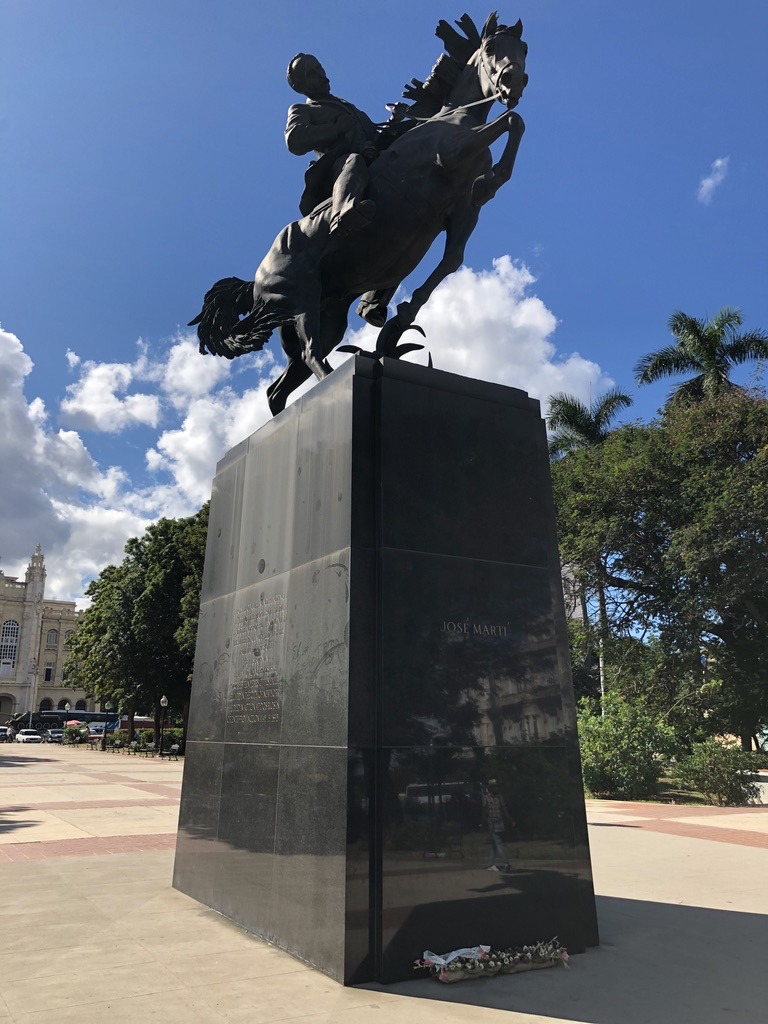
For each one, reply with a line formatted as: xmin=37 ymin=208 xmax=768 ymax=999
xmin=0 ymin=752 xmax=59 ymax=766
xmin=362 ymin=895 xmax=768 ymax=1024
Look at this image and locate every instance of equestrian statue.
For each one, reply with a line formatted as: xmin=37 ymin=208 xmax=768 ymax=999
xmin=189 ymin=12 xmax=529 ymax=415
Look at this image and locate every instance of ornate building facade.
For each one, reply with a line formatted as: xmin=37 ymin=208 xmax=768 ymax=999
xmin=0 ymin=547 xmax=91 ymax=720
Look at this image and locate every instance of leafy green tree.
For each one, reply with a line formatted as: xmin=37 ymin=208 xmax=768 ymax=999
xmin=546 ymin=388 xmax=633 ymax=703
xmin=66 ymin=505 xmax=209 ymax=741
xmin=175 ymin=503 xmax=209 ymax=665
xmin=674 ymin=739 xmax=760 ymax=806
xmin=577 ymin=693 xmax=676 ymax=799
xmin=634 ymin=307 xmax=768 ymax=405
xmin=552 ymin=391 xmax=768 ymax=747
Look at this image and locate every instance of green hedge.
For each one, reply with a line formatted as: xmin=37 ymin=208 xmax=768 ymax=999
xmin=577 ymin=693 xmax=676 ymax=799
xmin=674 ymin=739 xmax=761 ymax=806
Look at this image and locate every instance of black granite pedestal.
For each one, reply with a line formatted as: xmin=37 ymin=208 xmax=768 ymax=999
xmin=173 ymin=355 xmax=599 ymax=984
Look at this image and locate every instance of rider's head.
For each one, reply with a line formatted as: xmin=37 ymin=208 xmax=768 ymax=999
xmin=287 ymin=53 xmax=331 ymax=99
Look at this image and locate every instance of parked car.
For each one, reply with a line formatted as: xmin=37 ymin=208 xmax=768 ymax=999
xmin=44 ymin=729 xmax=64 ymax=743
xmin=15 ymin=728 xmax=43 ymax=744
xmin=0 ymin=726 xmax=10 ymax=742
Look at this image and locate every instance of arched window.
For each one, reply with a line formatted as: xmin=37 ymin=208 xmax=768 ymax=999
xmin=46 ymin=629 xmax=59 ymax=646
xmin=1 ymin=620 xmax=20 ymax=676
xmin=64 ymin=630 xmax=74 ymax=644
xmin=39 ymin=698 xmax=53 ymax=712
xmin=75 ymin=699 xmax=87 ymax=711
xmin=57 ymin=699 xmax=69 ymax=710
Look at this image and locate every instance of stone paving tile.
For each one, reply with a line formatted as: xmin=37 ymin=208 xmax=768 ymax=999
xmin=3 ymin=745 xmax=768 ymax=1024
xmin=664 ymin=809 xmax=768 ymax=832
xmin=0 ymin=783 xmax=172 ymax=804
xmin=0 ymin=938 xmax=158 ymax=987
xmin=161 ymin=946 xmax=311 ymax=982
xmin=11 ymin=988 xmax=223 ymax=1024
xmin=589 ymin=799 xmax=768 ymax=818
xmin=187 ymin=971 xmax=381 ymax=1023
xmin=50 ymin=802 xmax=179 ymax=836
xmin=0 ymin=810 xmax=91 ymax=845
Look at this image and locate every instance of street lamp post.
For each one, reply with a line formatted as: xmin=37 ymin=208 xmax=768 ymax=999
xmin=101 ymin=701 xmax=111 ymax=752
xmin=62 ymin=701 xmax=70 ymax=738
xmin=159 ymin=695 xmax=168 ymax=755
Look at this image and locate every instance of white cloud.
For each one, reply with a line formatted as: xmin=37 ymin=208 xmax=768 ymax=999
xmin=44 ymin=502 xmax=151 ymax=603
xmin=345 ymin=257 xmax=610 ymax=407
xmin=0 ymin=327 xmax=146 ymax=601
xmin=160 ymin=334 xmax=233 ymax=410
xmin=60 ymin=344 xmax=161 ymax=431
xmin=1 ymin=257 xmax=611 ymax=604
xmin=147 ymin=379 xmax=274 ymax=507
xmin=697 ymin=156 xmax=730 ymax=205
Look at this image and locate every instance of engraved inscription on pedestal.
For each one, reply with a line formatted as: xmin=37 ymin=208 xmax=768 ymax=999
xmin=228 ymin=594 xmax=287 ymax=726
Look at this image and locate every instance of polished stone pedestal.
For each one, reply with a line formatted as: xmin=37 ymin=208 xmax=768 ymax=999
xmin=173 ymin=355 xmax=599 ymax=984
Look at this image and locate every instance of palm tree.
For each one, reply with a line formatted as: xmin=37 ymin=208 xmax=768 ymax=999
xmin=546 ymin=387 xmax=632 ymax=711
xmin=546 ymin=388 xmax=633 ymax=458
xmin=634 ymin=307 xmax=768 ymax=403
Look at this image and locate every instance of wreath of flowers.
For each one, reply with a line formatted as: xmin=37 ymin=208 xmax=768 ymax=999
xmin=414 ymin=938 xmax=569 ymax=983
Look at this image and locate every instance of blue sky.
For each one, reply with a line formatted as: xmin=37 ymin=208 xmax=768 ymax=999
xmin=1 ymin=0 xmax=766 ymax=601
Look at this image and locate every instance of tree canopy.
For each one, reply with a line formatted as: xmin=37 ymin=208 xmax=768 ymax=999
xmin=552 ymin=391 xmax=768 ymax=745
xmin=66 ymin=504 xmax=209 ymax=733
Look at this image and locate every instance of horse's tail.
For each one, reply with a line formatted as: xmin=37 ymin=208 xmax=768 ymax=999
xmin=189 ymin=277 xmax=290 ymax=358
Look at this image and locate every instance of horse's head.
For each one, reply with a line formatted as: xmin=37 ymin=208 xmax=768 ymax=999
xmin=477 ymin=13 xmax=528 ymax=108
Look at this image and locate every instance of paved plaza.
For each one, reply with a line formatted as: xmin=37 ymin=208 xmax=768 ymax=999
xmin=1 ymin=744 xmax=767 ymax=1023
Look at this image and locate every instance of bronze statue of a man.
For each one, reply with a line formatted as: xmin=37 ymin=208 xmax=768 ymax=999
xmin=285 ymin=53 xmax=380 ymax=236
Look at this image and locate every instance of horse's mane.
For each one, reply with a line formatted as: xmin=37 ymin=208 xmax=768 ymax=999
xmin=395 ymin=12 xmax=524 ymax=121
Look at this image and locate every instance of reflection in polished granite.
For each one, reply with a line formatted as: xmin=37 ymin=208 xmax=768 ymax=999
xmin=174 ymin=356 xmax=598 ymax=986
xmin=377 ymin=744 xmax=596 ymax=978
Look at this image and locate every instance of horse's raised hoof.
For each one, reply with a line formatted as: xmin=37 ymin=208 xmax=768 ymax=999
xmin=375 ymin=319 xmax=426 ymax=359
xmin=330 ymin=199 xmax=376 ymax=237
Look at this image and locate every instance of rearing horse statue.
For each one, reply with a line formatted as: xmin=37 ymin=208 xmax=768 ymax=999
xmin=190 ymin=13 xmax=528 ymax=415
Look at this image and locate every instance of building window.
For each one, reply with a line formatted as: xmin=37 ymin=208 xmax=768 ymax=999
xmin=1 ymin=620 xmax=20 ymax=676
xmin=64 ymin=630 xmax=74 ymax=644
xmin=44 ymin=662 xmax=55 ymax=682
xmin=46 ymin=629 xmax=59 ymax=646
xmin=39 ymin=699 xmax=53 ymax=712
xmin=523 ymin=714 xmax=540 ymax=740
xmin=75 ymin=699 xmax=87 ymax=711
xmin=57 ymin=699 xmax=69 ymax=710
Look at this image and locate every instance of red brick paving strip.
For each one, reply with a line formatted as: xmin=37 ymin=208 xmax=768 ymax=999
xmin=590 ymin=801 xmax=768 ymax=848
xmin=0 ymin=833 xmax=177 ymax=861
xmin=4 ymin=798 xmax=179 ymax=811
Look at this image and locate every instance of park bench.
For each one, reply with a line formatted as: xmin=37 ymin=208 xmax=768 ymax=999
xmin=158 ymin=743 xmax=180 ymax=761
xmin=140 ymin=742 xmax=156 ymax=757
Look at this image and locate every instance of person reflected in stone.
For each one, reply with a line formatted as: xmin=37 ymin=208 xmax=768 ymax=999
xmin=482 ymin=778 xmax=515 ymax=871
xmin=285 ymin=53 xmax=380 ymax=237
